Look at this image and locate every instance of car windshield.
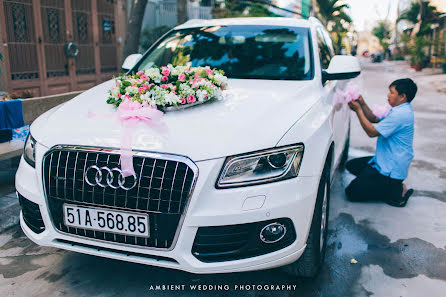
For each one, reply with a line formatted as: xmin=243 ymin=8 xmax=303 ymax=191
xmin=137 ymin=25 xmax=313 ymax=80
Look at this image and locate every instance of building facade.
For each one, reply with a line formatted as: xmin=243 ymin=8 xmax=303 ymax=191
xmin=0 ymin=0 xmax=127 ymax=96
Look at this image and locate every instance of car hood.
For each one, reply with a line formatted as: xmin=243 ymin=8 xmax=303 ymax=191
xmin=32 ymin=79 xmax=320 ymax=161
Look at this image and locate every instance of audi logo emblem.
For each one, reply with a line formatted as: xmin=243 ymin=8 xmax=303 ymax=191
xmin=85 ymin=165 xmax=137 ymax=190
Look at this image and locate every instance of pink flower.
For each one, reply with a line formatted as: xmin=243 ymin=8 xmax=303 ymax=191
xmin=117 ymin=93 xmax=122 ymax=98
xmin=160 ymin=84 xmax=168 ymax=89
xmin=131 ymin=84 xmax=136 ymax=87
xmin=140 ymin=75 xmax=148 ymax=80
xmin=187 ymin=95 xmax=196 ymax=103
xmin=136 ymin=71 xmax=144 ymax=76
xmin=178 ymin=73 xmax=186 ymax=81
xmin=162 ymin=76 xmax=168 ymax=82
xmin=194 ymin=72 xmax=200 ymax=79
xmin=171 ymin=90 xmax=176 ymax=95
xmin=138 ymin=87 xmax=144 ymax=93
xmin=125 ymin=94 xmax=130 ymax=99
xmin=161 ymin=67 xmax=170 ymax=76
xmin=141 ymin=84 xmax=150 ymax=90
xmin=179 ymin=98 xmax=186 ymax=104
xmin=206 ymin=69 xmax=213 ymax=76
xmin=115 ymin=81 xmax=120 ymax=87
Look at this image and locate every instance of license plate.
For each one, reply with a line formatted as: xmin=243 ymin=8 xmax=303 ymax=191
xmin=63 ymin=204 xmax=149 ymax=237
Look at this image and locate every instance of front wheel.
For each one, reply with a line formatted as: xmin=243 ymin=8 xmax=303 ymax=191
xmin=282 ymin=163 xmax=330 ymax=278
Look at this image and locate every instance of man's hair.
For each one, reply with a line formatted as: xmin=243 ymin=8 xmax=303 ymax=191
xmin=389 ymin=78 xmax=418 ymax=102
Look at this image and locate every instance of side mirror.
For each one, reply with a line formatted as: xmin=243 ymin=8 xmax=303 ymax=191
xmin=121 ymin=54 xmax=142 ymax=73
xmin=322 ymin=55 xmax=361 ymax=83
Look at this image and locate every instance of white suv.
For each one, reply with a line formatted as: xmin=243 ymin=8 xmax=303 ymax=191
xmin=16 ymin=17 xmax=360 ymax=277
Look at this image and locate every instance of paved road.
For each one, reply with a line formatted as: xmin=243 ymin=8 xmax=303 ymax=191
xmin=1 ymin=60 xmax=445 ymax=297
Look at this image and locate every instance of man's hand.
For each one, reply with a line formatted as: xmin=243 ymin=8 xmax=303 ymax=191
xmin=348 ymin=100 xmax=361 ymax=112
xmin=357 ymin=95 xmax=365 ymax=105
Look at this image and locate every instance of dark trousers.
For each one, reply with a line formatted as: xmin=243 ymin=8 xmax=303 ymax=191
xmin=345 ymin=157 xmax=403 ymax=204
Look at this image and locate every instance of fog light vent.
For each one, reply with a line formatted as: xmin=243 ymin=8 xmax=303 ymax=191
xmin=260 ymin=222 xmax=286 ymax=243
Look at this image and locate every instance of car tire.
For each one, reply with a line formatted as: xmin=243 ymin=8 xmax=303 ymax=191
xmin=282 ymin=161 xmax=330 ymax=278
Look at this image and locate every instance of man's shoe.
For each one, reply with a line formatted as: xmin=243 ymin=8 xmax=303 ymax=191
xmin=387 ymin=189 xmax=414 ymax=207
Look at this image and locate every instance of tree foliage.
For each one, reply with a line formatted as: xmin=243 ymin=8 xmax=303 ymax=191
xmin=316 ymin=0 xmax=351 ymax=27
xmin=372 ymin=21 xmax=391 ymax=52
xmin=315 ymin=0 xmax=352 ymax=54
xmin=399 ymin=1 xmax=441 ymax=36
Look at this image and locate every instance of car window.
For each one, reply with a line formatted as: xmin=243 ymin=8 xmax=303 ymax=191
xmin=316 ymin=28 xmax=332 ymax=69
xmin=322 ymin=29 xmax=335 ymax=57
xmin=137 ymin=25 xmax=313 ymax=80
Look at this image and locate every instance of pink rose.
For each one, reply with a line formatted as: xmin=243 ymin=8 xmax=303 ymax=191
xmin=117 ymin=93 xmax=122 ymax=98
xmin=125 ymin=94 xmax=130 ymax=99
xmin=179 ymin=98 xmax=186 ymax=104
xmin=162 ymin=76 xmax=168 ymax=82
xmin=187 ymin=95 xmax=196 ymax=103
xmin=138 ymin=87 xmax=144 ymax=93
xmin=142 ymin=84 xmax=150 ymax=90
xmin=161 ymin=67 xmax=170 ymax=76
xmin=136 ymin=71 xmax=144 ymax=76
xmin=206 ymin=69 xmax=213 ymax=76
xmin=160 ymin=84 xmax=168 ymax=89
xmin=140 ymin=74 xmax=148 ymax=80
xmin=178 ymin=73 xmax=186 ymax=81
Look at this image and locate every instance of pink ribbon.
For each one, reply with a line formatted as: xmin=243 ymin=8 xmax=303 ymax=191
xmin=333 ymin=83 xmax=360 ymax=106
xmin=88 ymin=100 xmax=164 ymax=177
xmin=344 ymin=83 xmax=360 ymax=103
xmin=372 ymin=104 xmax=391 ymax=119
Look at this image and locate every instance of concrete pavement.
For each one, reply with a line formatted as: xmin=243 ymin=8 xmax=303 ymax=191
xmin=0 ymin=59 xmax=445 ymax=297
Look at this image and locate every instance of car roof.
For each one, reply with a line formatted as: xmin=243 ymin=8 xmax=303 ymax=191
xmin=174 ymin=17 xmax=315 ymax=30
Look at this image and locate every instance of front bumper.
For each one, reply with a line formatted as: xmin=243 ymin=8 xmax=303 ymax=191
xmin=16 ymin=153 xmax=320 ymax=274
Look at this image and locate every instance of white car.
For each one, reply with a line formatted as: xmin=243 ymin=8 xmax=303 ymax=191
xmin=16 ymin=17 xmax=360 ymax=277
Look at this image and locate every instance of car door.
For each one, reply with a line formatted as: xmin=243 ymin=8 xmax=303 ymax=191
xmin=316 ymin=27 xmax=346 ymax=166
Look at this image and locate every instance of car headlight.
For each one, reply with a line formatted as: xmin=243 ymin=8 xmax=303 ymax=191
xmin=216 ymin=144 xmax=304 ymax=188
xmin=24 ymin=134 xmax=36 ymax=167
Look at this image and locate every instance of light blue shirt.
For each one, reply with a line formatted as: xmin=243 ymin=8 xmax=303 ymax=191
xmin=369 ymin=102 xmax=414 ymax=180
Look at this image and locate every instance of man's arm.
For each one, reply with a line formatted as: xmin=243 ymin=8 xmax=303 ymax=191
xmin=348 ymin=101 xmax=380 ymax=138
xmin=357 ymin=95 xmax=379 ymax=123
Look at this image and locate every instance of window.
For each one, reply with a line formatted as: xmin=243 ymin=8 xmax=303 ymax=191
xmin=137 ymin=25 xmax=313 ymax=81
xmin=316 ymin=28 xmax=332 ymax=69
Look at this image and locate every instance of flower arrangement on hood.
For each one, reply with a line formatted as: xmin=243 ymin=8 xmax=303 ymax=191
xmin=106 ymin=65 xmax=228 ymax=109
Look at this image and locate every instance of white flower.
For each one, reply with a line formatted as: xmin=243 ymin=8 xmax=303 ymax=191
xmin=164 ymin=92 xmax=180 ymax=104
xmin=214 ymin=73 xmax=228 ymax=86
xmin=125 ymin=86 xmax=138 ymax=94
xmin=111 ymin=87 xmax=120 ymax=97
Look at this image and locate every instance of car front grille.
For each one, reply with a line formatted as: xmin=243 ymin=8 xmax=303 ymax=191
xmin=42 ymin=146 xmax=197 ymax=249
